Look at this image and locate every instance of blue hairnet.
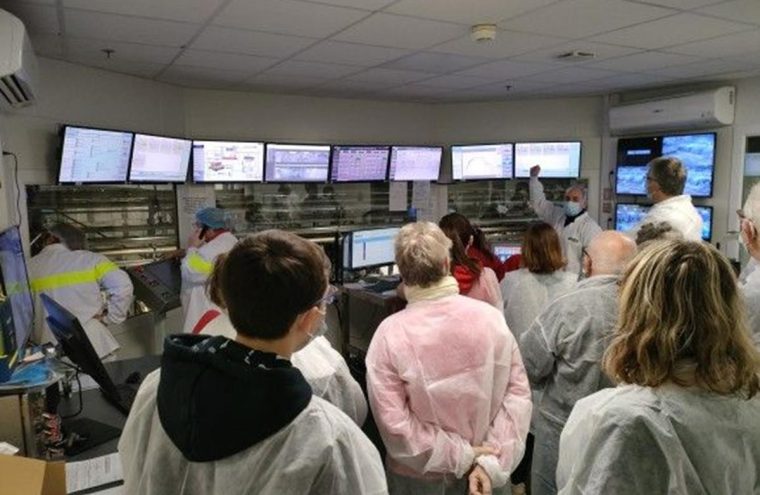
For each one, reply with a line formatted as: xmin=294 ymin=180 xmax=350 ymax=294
xmin=195 ymin=207 xmax=228 ymax=229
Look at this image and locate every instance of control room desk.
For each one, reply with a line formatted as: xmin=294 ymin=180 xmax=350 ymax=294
xmin=60 ymin=355 xmax=162 ymax=462
xmin=337 ymin=284 xmax=406 ymax=356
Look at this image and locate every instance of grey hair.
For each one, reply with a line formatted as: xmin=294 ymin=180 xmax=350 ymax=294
xmin=394 ymin=222 xmax=452 ymax=288
xmin=649 ymin=157 xmax=687 ymax=196
xmin=743 ymin=182 xmax=760 ymax=230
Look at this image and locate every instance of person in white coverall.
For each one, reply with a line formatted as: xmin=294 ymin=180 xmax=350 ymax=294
xmin=366 ymin=221 xmax=532 ymax=495
xmin=529 ymin=166 xmax=601 ymax=277
xmin=29 ymin=223 xmax=133 ymax=358
xmin=737 ymin=182 xmax=760 ymax=349
xmin=626 ymin=156 xmax=703 ymax=241
xmin=118 ymin=230 xmax=387 ymax=495
xmin=557 ymin=240 xmax=760 ymax=495
xmin=177 ymin=207 xmax=237 ymax=333
xmin=519 ymin=231 xmax=637 ymax=495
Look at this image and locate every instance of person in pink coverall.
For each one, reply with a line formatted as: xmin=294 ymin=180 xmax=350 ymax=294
xmin=366 ymin=221 xmax=532 ymax=495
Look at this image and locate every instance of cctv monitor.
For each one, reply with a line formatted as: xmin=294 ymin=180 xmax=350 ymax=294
xmin=59 ymin=126 xmax=133 ymax=184
xmin=388 ymin=146 xmax=442 ymax=182
xmin=343 ymin=227 xmax=400 ymax=270
xmin=615 ymin=165 xmax=649 ymax=196
xmin=192 ymin=140 xmax=264 ymax=183
xmin=0 ymin=226 xmax=34 ymax=368
xmin=661 ymin=133 xmax=716 ymax=198
xmin=614 ymin=203 xmax=651 ymax=233
xmin=129 ymin=133 xmax=192 ymax=183
xmin=265 ymin=143 xmax=331 ymax=182
xmin=695 ymin=205 xmax=713 ymax=242
xmin=451 ymin=143 xmax=514 ymax=181
xmin=330 ymin=145 xmax=390 ymax=183
xmin=514 ymin=141 xmax=582 ymax=179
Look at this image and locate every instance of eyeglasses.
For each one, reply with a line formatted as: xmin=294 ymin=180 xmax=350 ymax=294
xmin=316 ymin=285 xmax=339 ymax=307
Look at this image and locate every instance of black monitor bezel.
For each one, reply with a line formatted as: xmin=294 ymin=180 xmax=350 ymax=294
xmin=660 ymin=131 xmax=717 ymax=199
xmin=342 ymin=226 xmax=401 ymax=271
xmin=128 ymin=132 xmax=193 ymax=184
xmin=263 ymin=142 xmax=332 ymax=184
xmin=329 ymin=145 xmax=391 ymax=183
xmin=190 ymin=138 xmax=266 ymax=184
xmin=450 ymin=142 xmax=515 ymax=182
xmin=58 ymin=124 xmax=134 ymax=185
xmin=513 ymin=140 xmax=583 ymax=179
xmin=388 ymin=145 xmax=444 ymax=183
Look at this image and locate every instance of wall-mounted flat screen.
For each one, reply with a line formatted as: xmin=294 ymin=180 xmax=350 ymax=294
xmin=265 ymin=143 xmax=330 ymax=182
xmin=192 ymin=140 xmax=264 ymax=183
xmin=330 ymin=146 xmax=389 ymax=182
xmin=59 ymin=126 xmax=132 ymax=183
xmin=514 ymin=141 xmax=581 ymax=178
xmin=661 ymin=133 xmax=716 ymax=198
xmin=614 ymin=202 xmax=712 ymax=242
xmin=129 ymin=134 xmax=192 ymax=183
xmin=388 ymin=146 xmax=442 ymax=182
xmin=451 ymin=143 xmax=513 ymax=181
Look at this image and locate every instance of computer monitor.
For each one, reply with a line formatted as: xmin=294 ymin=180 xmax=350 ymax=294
xmin=614 ymin=203 xmax=651 ymax=233
xmin=514 ymin=141 xmax=582 ymax=178
xmin=492 ymin=244 xmax=521 ymax=264
xmin=59 ymin=126 xmax=133 ymax=184
xmin=0 ymin=226 xmax=34 ymax=368
xmin=615 ymin=165 xmax=649 ymax=195
xmin=388 ymin=146 xmax=442 ymax=182
xmin=129 ymin=133 xmax=192 ymax=183
xmin=695 ymin=205 xmax=713 ymax=242
xmin=40 ymin=294 xmax=128 ymax=414
xmin=451 ymin=143 xmax=514 ymax=181
xmin=343 ymin=227 xmax=400 ymax=270
xmin=330 ymin=145 xmax=390 ymax=183
xmin=192 ymin=140 xmax=264 ymax=183
xmin=265 ymin=143 xmax=331 ymax=182
xmin=661 ymin=133 xmax=716 ymax=198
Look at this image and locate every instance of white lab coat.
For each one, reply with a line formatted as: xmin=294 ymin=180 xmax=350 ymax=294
xmin=201 ymin=313 xmax=368 ymax=426
xmin=118 ymin=370 xmax=388 ymax=495
xmin=529 ymin=178 xmax=601 ymax=276
xmin=500 ymin=268 xmax=577 ymax=343
xmin=29 ymin=244 xmax=133 ymax=358
xmin=627 ymin=194 xmax=703 ymax=242
xmin=180 ymin=232 xmax=237 ymax=333
xmin=557 ymin=384 xmax=760 ymax=495
xmin=740 ymin=266 xmax=760 ymax=349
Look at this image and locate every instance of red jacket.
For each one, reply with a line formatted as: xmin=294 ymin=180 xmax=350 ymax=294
xmin=467 ymin=247 xmax=519 ymax=282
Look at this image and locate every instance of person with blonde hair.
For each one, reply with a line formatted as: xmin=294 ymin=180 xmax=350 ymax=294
xmin=738 ymin=181 xmax=760 ymax=348
xmin=366 ymin=221 xmax=532 ymax=495
xmin=557 ymin=240 xmax=760 ymax=495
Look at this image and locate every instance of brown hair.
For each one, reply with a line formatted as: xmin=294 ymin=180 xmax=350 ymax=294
xmin=649 ymin=156 xmax=687 ymax=196
xmin=520 ymin=222 xmax=566 ymax=274
xmin=438 ymin=213 xmax=481 ymax=278
xmin=603 ymin=240 xmax=760 ymax=398
xmin=207 ymin=230 xmax=329 ymax=340
xmin=395 ymin=222 xmax=451 ymax=288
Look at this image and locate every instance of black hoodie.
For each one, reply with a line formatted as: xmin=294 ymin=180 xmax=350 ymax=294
xmin=157 ymin=334 xmax=312 ymax=462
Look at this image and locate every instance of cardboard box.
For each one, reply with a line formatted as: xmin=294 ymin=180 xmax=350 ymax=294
xmin=0 ymin=454 xmax=65 ymax=495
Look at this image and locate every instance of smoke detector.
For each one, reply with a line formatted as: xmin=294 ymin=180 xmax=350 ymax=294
xmin=470 ymin=24 xmax=497 ymax=43
xmin=556 ymin=50 xmax=596 ymax=62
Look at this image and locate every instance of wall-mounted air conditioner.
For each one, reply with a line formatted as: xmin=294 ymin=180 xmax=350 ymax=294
xmin=608 ymin=86 xmax=734 ymax=135
xmin=0 ymin=8 xmax=38 ymax=109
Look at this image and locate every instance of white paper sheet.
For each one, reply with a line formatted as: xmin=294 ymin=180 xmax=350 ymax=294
xmin=66 ymin=453 xmax=123 ymax=493
xmin=389 ymin=181 xmax=408 ymax=211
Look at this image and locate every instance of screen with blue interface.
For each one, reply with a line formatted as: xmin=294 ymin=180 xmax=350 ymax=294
xmin=493 ymin=244 xmax=521 ymax=263
xmin=265 ymin=143 xmax=330 ymax=182
xmin=514 ymin=141 xmax=581 ymax=178
xmin=192 ymin=140 xmax=264 ymax=183
xmin=388 ymin=146 xmax=442 ymax=181
xmin=345 ymin=227 xmax=400 ymax=269
xmin=330 ymin=146 xmax=389 ymax=182
xmin=614 ymin=203 xmax=711 ymax=241
xmin=59 ymin=126 xmax=132 ymax=183
xmin=129 ymin=134 xmax=192 ymax=182
xmin=452 ymin=144 xmax=513 ymax=180
xmin=0 ymin=226 xmax=34 ymax=362
xmin=695 ymin=206 xmax=712 ymax=241
xmin=661 ymin=133 xmax=715 ymax=198
xmin=615 ymin=166 xmax=648 ymax=195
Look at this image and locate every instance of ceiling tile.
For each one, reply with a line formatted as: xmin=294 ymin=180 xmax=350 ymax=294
xmin=62 ymin=0 xmax=226 ymax=24
xmin=648 ymin=57 xmax=759 ymax=78
xmin=431 ymin=29 xmax=567 ymax=59
xmin=626 ymin=0 xmax=729 ymax=8
xmin=453 ymin=59 xmax=556 ymax=80
xmin=586 ymin=51 xmax=702 ymax=72
xmin=382 ymin=52 xmax=491 ymax=73
xmin=512 ymin=41 xmax=641 ymax=63
xmin=667 ymin=28 xmax=760 ymax=56
xmin=158 ymin=65 xmax=250 ymax=87
xmin=697 ymin=0 xmax=760 ymax=25
xmin=300 ymin=0 xmax=396 ymax=10
xmin=383 ymin=84 xmax=454 ymax=98
xmin=333 ymin=13 xmax=466 ymax=49
xmin=346 ymin=67 xmax=436 ymax=84
xmin=241 ymin=74 xmax=328 ymax=91
xmin=214 ymin=0 xmax=367 ymax=38
xmin=174 ymin=49 xmax=277 ymax=74
xmin=29 ymin=33 xmax=63 ymax=57
xmin=412 ymin=74 xmax=494 ymax=89
xmin=261 ymin=60 xmax=362 ymax=79
xmin=520 ymin=66 xmax=623 ymax=84
xmin=385 ymin=0 xmax=559 ymax=25
xmin=294 ymin=40 xmax=409 ymax=66
xmin=1 ymin=2 xmax=60 ymax=34
xmin=65 ymin=37 xmax=181 ymax=64
xmin=500 ymin=0 xmax=675 ymax=39
xmin=582 ymin=72 xmax=677 ymax=89
xmin=590 ymin=12 xmax=751 ymax=49
xmin=314 ymin=79 xmax=399 ymax=91
xmin=63 ymin=9 xmax=198 ymax=47
xmin=191 ymin=26 xmax=315 ymax=59
xmin=67 ymin=56 xmax=165 ymax=78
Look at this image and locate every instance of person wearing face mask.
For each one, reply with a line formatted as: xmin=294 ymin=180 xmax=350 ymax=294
xmin=626 ymin=156 xmax=702 ymax=242
xmin=737 ymin=182 xmax=760 ymax=349
xmin=192 ymin=285 xmax=368 ymax=426
xmin=119 ymin=230 xmax=387 ymax=495
xmin=529 ymin=166 xmax=601 ymax=277
xmin=519 ymin=231 xmax=636 ymax=495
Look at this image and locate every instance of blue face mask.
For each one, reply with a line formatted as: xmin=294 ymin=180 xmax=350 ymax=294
xmin=564 ymin=201 xmax=583 ymax=217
